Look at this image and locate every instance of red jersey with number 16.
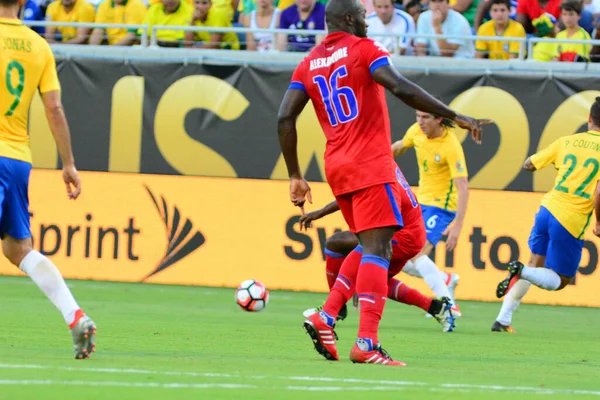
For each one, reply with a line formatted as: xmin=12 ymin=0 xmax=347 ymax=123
xmin=289 ymin=31 xmax=397 ymax=196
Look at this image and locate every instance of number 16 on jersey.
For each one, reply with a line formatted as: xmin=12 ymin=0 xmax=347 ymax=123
xmin=313 ymin=65 xmax=358 ymax=127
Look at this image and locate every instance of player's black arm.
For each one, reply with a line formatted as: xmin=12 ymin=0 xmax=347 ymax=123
xmin=523 ymin=157 xmax=536 ymax=171
xmin=319 ymin=200 xmax=341 ymax=217
xmin=277 ymin=89 xmax=310 ymax=178
xmin=299 ymin=200 xmax=340 ymax=230
xmin=372 ymin=65 xmax=457 ymax=120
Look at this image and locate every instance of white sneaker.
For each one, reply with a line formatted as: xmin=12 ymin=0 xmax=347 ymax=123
xmin=303 ymin=307 xmax=319 ymax=319
xmin=70 ymin=313 xmax=96 ymax=359
xmin=447 ymin=273 xmax=460 ymax=303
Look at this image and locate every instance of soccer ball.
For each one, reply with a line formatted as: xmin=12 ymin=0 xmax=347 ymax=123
xmin=235 ymin=280 xmax=269 ymax=312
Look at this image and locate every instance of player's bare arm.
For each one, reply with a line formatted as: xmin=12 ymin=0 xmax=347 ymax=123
xmin=392 ymin=140 xmax=408 ymax=157
xmin=89 ymin=28 xmax=105 ymax=45
xmin=277 ymin=88 xmax=312 ymax=211
xmin=65 ymin=27 xmax=93 ymax=45
xmin=371 ymin=65 xmax=492 ymax=144
xmin=593 ymin=181 xmax=600 ymax=237
xmin=299 ymin=200 xmax=341 ymax=230
xmin=523 ymin=157 xmax=536 ymax=171
xmin=45 ymin=26 xmax=58 ymax=43
xmin=41 ymin=90 xmax=81 ymax=200
xmin=444 ymin=176 xmax=468 ymax=251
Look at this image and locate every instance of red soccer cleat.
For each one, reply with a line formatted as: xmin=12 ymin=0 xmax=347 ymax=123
xmin=350 ymin=342 xmax=406 ymax=366
xmin=303 ymin=313 xmax=339 ymax=361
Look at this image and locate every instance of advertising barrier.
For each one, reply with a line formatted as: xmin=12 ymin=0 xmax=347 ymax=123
xmin=26 ymin=57 xmax=600 ymax=192
xmin=1 ymin=169 xmax=599 ymax=307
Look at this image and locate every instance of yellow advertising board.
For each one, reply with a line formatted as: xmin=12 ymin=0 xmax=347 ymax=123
xmin=1 ymin=170 xmax=599 ymax=307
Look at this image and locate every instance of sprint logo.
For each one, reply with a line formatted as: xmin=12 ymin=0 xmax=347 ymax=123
xmin=143 ymin=185 xmax=205 ymax=279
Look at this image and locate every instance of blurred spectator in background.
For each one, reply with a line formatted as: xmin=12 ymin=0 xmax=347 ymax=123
xmin=146 ymin=0 xmax=238 ymax=19
xmin=142 ymin=0 xmax=193 ymax=47
xmin=476 ymin=0 xmax=525 ymax=58
xmin=531 ymin=12 xmax=557 ymax=60
xmin=184 ymin=0 xmax=240 ymax=48
xmin=416 ymin=0 xmax=474 ymax=57
xmin=243 ymin=0 xmax=280 ymax=51
xmin=404 ymin=0 xmax=424 ymax=24
xmin=20 ymin=0 xmax=45 ymax=35
xmin=89 ymin=0 xmax=147 ymax=45
xmin=516 ymin=0 xmax=561 ymax=33
xmin=553 ymin=0 xmax=591 ymax=60
xmin=583 ymin=0 xmax=600 ymax=19
xmin=45 ymin=0 xmax=95 ymax=44
xmin=450 ymin=0 xmax=481 ymax=27
xmin=367 ymin=0 xmax=415 ymax=54
xmin=473 ymin=0 xmax=516 ymax=31
xmin=236 ymin=0 xmax=323 ymax=22
xmin=277 ymin=0 xmax=325 ymax=52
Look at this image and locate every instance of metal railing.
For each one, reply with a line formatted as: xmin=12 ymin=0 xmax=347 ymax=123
xmin=23 ymin=21 xmax=149 ymax=47
xmin=21 ymin=21 xmax=600 ymax=61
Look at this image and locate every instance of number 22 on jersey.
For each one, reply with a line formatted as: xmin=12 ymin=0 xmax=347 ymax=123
xmin=313 ymin=65 xmax=359 ymax=127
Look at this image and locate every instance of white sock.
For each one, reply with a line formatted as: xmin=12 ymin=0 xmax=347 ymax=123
xmin=439 ymin=270 xmax=450 ymax=285
xmin=496 ymin=279 xmax=531 ymax=326
xmin=414 ymin=255 xmax=451 ymax=298
xmin=521 ymin=265 xmax=561 ymax=290
xmin=402 ymin=260 xmax=421 ymax=277
xmin=19 ymin=250 xmax=80 ymax=326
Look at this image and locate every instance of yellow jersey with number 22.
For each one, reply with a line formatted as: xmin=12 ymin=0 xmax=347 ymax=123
xmin=530 ymin=130 xmax=600 ymax=238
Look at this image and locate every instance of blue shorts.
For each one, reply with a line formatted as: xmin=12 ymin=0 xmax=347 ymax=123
xmin=421 ymin=205 xmax=456 ymax=246
xmin=528 ymin=206 xmax=583 ymax=278
xmin=0 ymin=157 xmax=31 ymax=240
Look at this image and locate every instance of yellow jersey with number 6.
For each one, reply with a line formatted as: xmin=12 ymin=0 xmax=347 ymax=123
xmin=0 ymin=18 xmax=61 ymax=164
xmin=530 ymin=131 xmax=600 ymax=238
xmin=401 ymin=123 xmax=468 ymax=212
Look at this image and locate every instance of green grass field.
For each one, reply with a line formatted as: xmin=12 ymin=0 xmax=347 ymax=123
xmin=0 ymin=275 xmax=599 ymax=400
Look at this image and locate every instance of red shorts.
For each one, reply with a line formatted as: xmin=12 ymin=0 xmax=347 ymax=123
xmin=388 ymin=221 xmax=426 ymax=276
xmin=336 ymin=182 xmax=405 ymax=234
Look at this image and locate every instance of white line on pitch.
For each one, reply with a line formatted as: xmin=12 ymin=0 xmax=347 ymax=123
xmin=0 ymin=364 xmax=599 ymax=396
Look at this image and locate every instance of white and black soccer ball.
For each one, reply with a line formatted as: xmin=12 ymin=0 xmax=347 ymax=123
xmin=235 ymin=280 xmax=269 ymax=312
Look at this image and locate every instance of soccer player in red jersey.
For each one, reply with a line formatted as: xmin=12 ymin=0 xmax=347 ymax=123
xmin=277 ymin=0 xmax=490 ymax=366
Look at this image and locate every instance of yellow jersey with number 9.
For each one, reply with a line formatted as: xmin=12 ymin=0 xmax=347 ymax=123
xmin=530 ymin=130 xmax=600 ymax=238
xmin=0 ymin=18 xmax=60 ymax=164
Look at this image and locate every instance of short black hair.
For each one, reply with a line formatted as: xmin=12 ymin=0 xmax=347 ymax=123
xmin=590 ymin=97 xmax=600 ymax=127
xmin=0 ymin=0 xmax=20 ymax=6
xmin=560 ymin=0 xmax=582 ymax=14
xmin=489 ymin=0 xmax=511 ymax=9
xmin=404 ymin=0 xmax=422 ymax=10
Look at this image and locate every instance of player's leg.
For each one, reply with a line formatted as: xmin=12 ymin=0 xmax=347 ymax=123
xmin=303 ymin=194 xmax=357 ymax=361
xmin=302 ymin=231 xmax=357 ymax=320
xmin=387 ymin=226 xmax=455 ymax=332
xmin=387 ymin=277 xmax=455 ymax=332
xmin=492 ymin=253 xmax=540 ymax=333
xmin=319 ymin=244 xmax=363 ymax=322
xmin=324 ymin=231 xmax=358 ymax=289
xmin=402 ymin=206 xmax=460 ymax=312
xmin=350 ymin=226 xmax=400 ymax=363
xmin=0 ymin=159 xmax=96 ymax=359
xmin=347 ymin=182 xmax=410 ymax=366
xmin=512 ymin=212 xmax=582 ymax=291
xmin=494 ymin=207 xmax=551 ymax=332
